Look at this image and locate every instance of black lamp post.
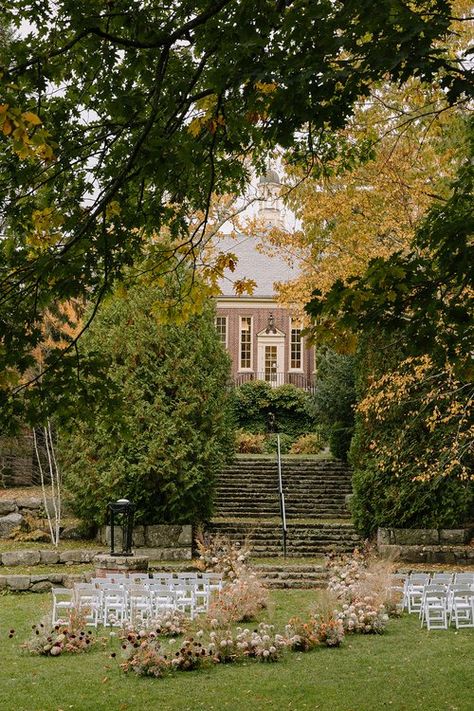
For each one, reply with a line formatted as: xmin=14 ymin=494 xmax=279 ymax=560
xmin=107 ymin=498 xmax=135 ymax=556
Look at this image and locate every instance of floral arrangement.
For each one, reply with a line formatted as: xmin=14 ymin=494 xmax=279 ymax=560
xmin=120 ymin=631 xmax=172 ymax=678
xmin=22 ymin=611 xmax=97 ymax=656
xmin=122 ymin=610 xmax=188 ymax=637
xmin=206 ymin=573 xmax=268 ymax=626
xmin=170 ymin=638 xmax=210 ymax=671
xmin=195 ymin=529 xmax=252 ymax=581
xmin=326 ymin=548 xmax=368 ymax=601
xmin=326 ymin=547 xmax=400 ymax=625
xmin=285 ymin=617 xmax=320 ymax=652
xmin=207 ymin=626 xmax=240 ymax=664
xmin=285 ymin=611 xmax=344 ymax=650
xmin=314 ymin=615 xmax=345 ymax=647
xmin=234 ymin=623 xmax=286 ymax=662
xmin=120 ymin=629 xmax=210 ymax=677
xmin=337 ymin=598 xmax=389 ymax=634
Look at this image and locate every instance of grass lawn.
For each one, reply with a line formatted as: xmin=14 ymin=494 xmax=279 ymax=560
xmin=1 ymin=590 xmax=473 ymax=711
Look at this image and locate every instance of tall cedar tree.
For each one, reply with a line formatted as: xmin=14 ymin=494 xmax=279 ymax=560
xmin=59 ymin=283 xmax=233 ymax=526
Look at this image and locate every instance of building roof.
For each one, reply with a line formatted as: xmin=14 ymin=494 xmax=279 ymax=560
xmin=216 ymin=234 xmax=299 ymax=298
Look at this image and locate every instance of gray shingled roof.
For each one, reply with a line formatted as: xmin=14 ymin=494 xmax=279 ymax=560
xmin=216 ymin=234 xmax=299 ymax=297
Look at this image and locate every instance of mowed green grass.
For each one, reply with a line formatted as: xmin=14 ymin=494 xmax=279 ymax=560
xmin=1 ymin=590 xmax=473 ymax=711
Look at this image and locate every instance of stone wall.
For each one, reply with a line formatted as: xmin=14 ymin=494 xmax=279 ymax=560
xmin=98 ymin=524 xmax=193 ymax=560
xmin=0 ymin=548 xmax=98 ymax=567
xmin=0 ymin=496 xmax=59 ymax=539
xmin=0 ymin=571 xmax=90 ymax=593
xmin=377 ymin=527 xmax=474 ymax=564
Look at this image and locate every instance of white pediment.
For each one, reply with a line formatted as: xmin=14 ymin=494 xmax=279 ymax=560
xmin=256 ymin=326 xmax=286 ymax=338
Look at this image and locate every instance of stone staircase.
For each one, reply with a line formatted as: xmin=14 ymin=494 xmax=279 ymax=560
xmin=253 ymin=563 xmax=329 ymax=589
xmin=209 ymin=457 xmax=361 ymax=560
xmin=207 ymin=520 xmax=360 ymax=557
xmin=214 ymin=458 xmax=353 ymax=520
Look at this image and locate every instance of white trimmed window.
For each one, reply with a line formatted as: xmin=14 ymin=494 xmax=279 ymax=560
xmin=240 ymin=316 xmax=252 ymax=369
xmin=290 ymin=319 xmax=303 ymax=370
xmin=215 ymin=316 xmax=227 ymax=348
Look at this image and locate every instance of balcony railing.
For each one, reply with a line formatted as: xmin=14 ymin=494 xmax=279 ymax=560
xmin=233 ymin=372 xmax=315 ymax=392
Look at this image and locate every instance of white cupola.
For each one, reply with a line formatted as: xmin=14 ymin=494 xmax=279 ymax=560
xmin=257 ymin=169 xmax=284 ymax=229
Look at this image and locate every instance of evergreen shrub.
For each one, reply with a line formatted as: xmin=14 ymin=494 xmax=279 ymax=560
xmin=309 ymin=348 xmax=356 ymax=460
xmin=264 ymin=433 xmax=294 ymax=454
xmin=59 ymin=282 xmax=233 ymax=526
xmin=231 ymin=381 xmax=314 ymax=438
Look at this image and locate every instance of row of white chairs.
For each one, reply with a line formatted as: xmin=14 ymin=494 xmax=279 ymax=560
xmin=392 ymin=572 xmax=474 ymax=630
xmin=52 ymin=572 xmax=224 ymax=627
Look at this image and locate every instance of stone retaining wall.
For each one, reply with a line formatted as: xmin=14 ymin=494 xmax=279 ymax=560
xmin=98 ymin=524 xmax=193 ymax=560
xmin=0 ymin=496 xmax=59 ymax=539
xmin=0 ymin=571 xmax=91 ymax=592
xmin=0 ymin=549 xmax=99 ymax=567
xmin=377 ymin=527 xmax=474 ymax=564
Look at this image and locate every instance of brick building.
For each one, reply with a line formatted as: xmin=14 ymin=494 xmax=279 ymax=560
xmin=215 ymin=171 xmax=315 ymax=390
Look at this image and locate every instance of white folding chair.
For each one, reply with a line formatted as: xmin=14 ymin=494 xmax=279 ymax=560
xmin=194 ymin=578 xmax=211 ymax=614
xmin=52 ymin=588 xmax=75 ymax=625
xmin=454 ymin=572 xmax=474 ymax=586
xmin=128 ymin=585 xmax=153 ymax=622
xmin=147 ymin=582 xmax=176 ymax=616
xmin=74 ymin=584 xmax=102 ymax=627
xmin=102 ymin=583 xmax=127 ymax=626
xmin=129 ymin=573 xmax=150 ymax=584
xmin=103 ymin=574 xmax=128 ymax=584
xmin=449 ymin=589 xmax=474 ymax=629
xmin=431 ymin=573 xmax=453 ymax=585
xmin=150 ymin=573 xmax=174 ymax=589
xmin=202 ymin=572 xmax=224 ymax=594
xmin=173 ymin=581 xmax=196 ymax=620
xmin=176 ymin=573 xmax=198 ymax=586
xmin=406 ymin=574 xmax=431 ymax=613
xmin=422 ymin=590 xmax=448 ymax=630
xmin=420 ymin=584 xmax=447 ymax=626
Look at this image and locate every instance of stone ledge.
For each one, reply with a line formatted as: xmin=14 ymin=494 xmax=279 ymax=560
xmin=378 ymin=544 xmax=474 ymax=564
xmin=0 ymin=548 xmax=103 ymax=567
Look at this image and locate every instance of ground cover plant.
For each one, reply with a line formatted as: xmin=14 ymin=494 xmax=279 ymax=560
xmin=2 ymin=589 xmax=474 ymax=711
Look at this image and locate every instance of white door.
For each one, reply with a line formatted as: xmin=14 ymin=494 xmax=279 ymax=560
xmin=257 ymin=334 xmax=285 ymax=385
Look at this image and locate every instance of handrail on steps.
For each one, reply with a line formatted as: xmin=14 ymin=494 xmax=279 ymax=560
xmin=276 ymin=434 xmax=287 ymax=558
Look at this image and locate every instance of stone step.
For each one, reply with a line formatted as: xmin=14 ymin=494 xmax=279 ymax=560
xmin=215 ymin=485 xmax=352 ymax=492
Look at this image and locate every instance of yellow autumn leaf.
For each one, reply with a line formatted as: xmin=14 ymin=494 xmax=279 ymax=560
xmin=188 ymin=117 xmax=204 ymax=137
xmin=22 ymin=111 xmax=42 ymax=125
xmin=2 ymin=118 xmax=12 ymax=135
